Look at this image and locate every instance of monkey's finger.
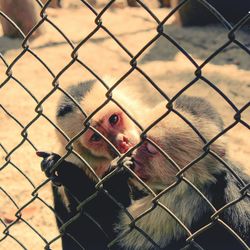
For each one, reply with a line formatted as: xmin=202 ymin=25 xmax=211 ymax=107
xmin=122 ymin=157 xmax=134 ymax=168
xmin=37 ymin=152 xmax=61 ymax=178
xmin=36 ymin=151 xmax=51 ymax=158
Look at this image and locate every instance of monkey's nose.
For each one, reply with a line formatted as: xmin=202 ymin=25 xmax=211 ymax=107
xmin=116 ymin=134 xmax=131 ymax=153
xmin=117 ymin=141 xmax=130 ymax=154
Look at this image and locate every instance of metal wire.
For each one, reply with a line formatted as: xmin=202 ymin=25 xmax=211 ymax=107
xmin=0 ymin=0 xmax=249 ymax=249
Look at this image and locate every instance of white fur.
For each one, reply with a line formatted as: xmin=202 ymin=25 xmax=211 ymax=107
xmin=116 ymin=182 xmax=209 ymax=249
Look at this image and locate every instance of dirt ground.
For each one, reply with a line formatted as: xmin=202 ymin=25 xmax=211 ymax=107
xmin=0 ymin=1 xmax=249 ymax=249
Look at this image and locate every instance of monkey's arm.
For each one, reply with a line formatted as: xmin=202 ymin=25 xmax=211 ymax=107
xmin=37 ymin=151 xmax=131 ymax=249
xmin=37 ymin=151 xmax=131 ymax=207
xmin=38 ymin=151 xmax=96 ymax=201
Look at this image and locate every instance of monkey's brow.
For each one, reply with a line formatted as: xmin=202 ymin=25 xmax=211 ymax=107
xmin=88 ymin=119 xmax=109 ymax=136
xmin=93 ymin=118 xmax=105 ymax=127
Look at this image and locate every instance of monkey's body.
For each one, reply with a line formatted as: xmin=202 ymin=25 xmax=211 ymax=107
xmin=39 ymin=80 xmax=249 ymax=249
xmin=115 ymin=164 xmax=250 ymax=250
xmin=44 ymin=155 xmax=131 ymax=250
xmin=42 ymin=152 xmax=249 ymax=250
xmin=42 ymin=79 xmax=141 ymax=249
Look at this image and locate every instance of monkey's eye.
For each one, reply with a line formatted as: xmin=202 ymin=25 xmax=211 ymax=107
xmin=109 ymin=114 xmax=119 ymax=126
xmin=90 ymin=133 xmax=102 ymax=142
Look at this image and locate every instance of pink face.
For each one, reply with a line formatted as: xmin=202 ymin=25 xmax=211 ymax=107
xmin=132 ymin=139 xmax=179 ymax=189
xmin=80 ymin=109 xmax=140 ymax=160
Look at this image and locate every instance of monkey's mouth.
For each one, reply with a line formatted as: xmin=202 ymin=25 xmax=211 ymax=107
xmin=129 ymin=141 xmax=158 ymax=181
xmin=131 ymin=159 xmax=150 ymax=182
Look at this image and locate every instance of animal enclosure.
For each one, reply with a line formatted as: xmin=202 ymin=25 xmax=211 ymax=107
xmin=0 ymin=0 xmax=249 ymax=249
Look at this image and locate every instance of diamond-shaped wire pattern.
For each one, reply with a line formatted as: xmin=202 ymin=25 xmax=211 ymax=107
xmin=0 ymin=0 xmax=249 ymax=249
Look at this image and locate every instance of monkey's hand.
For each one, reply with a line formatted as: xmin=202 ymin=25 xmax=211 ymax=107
xmin=36 ymin=151 xmax=95 ymax=196
xmin=109 ymin=156 xmax=148 ymax=200
xmin=102 ymin=156 xmax=133 ymax=185
xmin=104 ymin=156 xmax=133 ymax=176
xmin=36 ymin=151 xmax=63 ymax=186
xmin=100 ymin=157 xmax=133 ymax=207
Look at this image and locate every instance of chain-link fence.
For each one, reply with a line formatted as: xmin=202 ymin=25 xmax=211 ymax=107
xmin=0 ymin=0 xmax=249 ymax=249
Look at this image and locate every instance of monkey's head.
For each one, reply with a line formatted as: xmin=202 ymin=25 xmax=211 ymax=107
xmin=130 ymin=112 xmax=226 ymax=192
xmin=56 ymin=81 xmax=140 ymax=176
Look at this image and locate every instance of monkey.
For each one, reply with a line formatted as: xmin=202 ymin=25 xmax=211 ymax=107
xmin=38 ymin=79 xmax=145 ymax=250
xmin=38 ymin=91 xmax=249 ymax=250
xmin=113 ymin=98 xmax=250 ymax=250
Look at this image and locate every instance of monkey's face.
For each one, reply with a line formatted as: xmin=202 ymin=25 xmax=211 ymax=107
xmin=131 ymin=117 xmax=227 ymax=192
xmin=131 ymin=139 xmax=179 ymax=191
xmin=80 ymin=106 xmax=140 ymax=161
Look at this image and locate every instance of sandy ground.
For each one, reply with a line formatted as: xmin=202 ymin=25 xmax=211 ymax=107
xmin=0 ymin=1 xmax=249 ymax=249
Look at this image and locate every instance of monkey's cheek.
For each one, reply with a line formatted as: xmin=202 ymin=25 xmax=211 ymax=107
xmin=132 ymin=162 xmax=150 ymax=182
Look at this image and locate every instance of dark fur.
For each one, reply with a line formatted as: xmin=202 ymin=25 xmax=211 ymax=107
xmin=41 ymin=154 xmax=131 ymax=250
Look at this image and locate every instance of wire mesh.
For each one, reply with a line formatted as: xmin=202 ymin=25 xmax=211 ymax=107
xmin=0 ymin=0 xmax=249 ymax=249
